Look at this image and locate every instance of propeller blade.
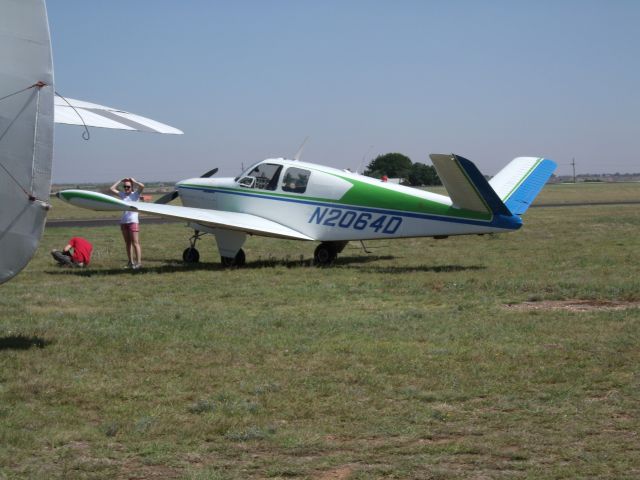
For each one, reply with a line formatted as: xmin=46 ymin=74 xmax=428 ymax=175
xmin=155 ymin=190 xmax=179 ymax=204
xmin=201 ymin=167 xmax=218 ymax=178
xmin=155 ymin=167 xmax=217 ymax=204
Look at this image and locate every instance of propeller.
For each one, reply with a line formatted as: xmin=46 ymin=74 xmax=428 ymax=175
xmin=155 ymin=190 xmax=179 ymax=204
xmin=154 ymin=168 xmax=219 ymax=204
xmin=200 ymin=167 xmax=218 ymax=178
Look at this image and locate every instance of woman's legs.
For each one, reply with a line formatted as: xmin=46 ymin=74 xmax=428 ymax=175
xmin=121 ymin=226 xmax=133 ymax=264
xmin=131 ymin=230 xmax=141 ymax=265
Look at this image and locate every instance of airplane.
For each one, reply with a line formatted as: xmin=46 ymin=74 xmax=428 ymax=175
xmin=57 ymin=154 xmax=556 ymax=266
xmin=0 ymin=0 xmax=182 ymax=284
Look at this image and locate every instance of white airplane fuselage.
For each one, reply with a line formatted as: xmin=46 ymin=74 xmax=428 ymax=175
xmin=175 ymin=158 xmax=521 ymax=242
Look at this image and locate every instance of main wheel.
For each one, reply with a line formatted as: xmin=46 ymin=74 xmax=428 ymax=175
xmin=182 ymin=247 xmax=200 ymax=263
xmin=221 ymin=248 xmax=246 ymax=267
xmin=314 ymin=243 xmax=337 ymax=266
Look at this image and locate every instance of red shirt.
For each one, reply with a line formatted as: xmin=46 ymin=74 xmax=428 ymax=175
xmin=69 ymin=237 xmax=93 ymax=265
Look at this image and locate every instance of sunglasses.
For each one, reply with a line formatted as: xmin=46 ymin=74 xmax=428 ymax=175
xmin=123 ymin=185 xmax=132 ymax=189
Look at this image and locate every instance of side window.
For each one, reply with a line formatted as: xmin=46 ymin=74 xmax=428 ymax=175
xmin=240 ymin=163 xmax=282 ymax=190
xmin=238 ymin=176 xmax=255 ymax=188
xmin=282 ymin=167 xmax=311 ymax=194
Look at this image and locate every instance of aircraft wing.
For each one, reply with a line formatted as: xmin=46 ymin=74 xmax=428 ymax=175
xmin=54 ymin=97 xmax=183 ymax=134
xmin=56 ymin=190 xmax=312 ymax=241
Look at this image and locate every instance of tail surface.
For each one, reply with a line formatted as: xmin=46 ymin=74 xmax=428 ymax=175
xmin=429 ymin=153 xmax=512 ymax=216
xmin=489 ymin=157 xmax=557 ymax=215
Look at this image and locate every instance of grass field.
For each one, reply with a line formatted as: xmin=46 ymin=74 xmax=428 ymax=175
xmin=1 ymin=183 xmax=639 ymax=479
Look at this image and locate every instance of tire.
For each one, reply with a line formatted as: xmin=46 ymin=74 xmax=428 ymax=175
xmin=182 ymin=247 xmax=200 ymax=263
xmin=221 ymin=248 xmax=246 ymax=267
xmin=314 ymin=243 xmax=337 ymax=266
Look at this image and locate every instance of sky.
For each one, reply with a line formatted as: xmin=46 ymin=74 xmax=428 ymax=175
xmin=47 ymin=0 xmax=640 ymax=182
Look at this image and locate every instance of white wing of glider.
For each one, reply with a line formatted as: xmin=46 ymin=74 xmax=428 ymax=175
xmin=0 ymin=0 xmax=54 ymax=285
xmin=57 ymin=190 xmax=313 ymax=241
xmin=54 ymin=96 xmax=183 ymax=134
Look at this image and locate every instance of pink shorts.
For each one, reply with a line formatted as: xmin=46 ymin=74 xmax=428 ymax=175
xmin=120 ymin=222 xmax=140 ymax=233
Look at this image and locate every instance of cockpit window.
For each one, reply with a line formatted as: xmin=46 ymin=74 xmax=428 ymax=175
xmin=282 ymin=167 xmax=311 ymax=194
xmin=238 ymin=163 xmax=282 ymax=190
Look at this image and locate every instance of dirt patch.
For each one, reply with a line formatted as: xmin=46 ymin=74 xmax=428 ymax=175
xmin=119 ymin=459 xmax=182 ymax=479
xmin=504 ymin=300 xmax=640 ymax=312
xmin=317 ymin=465 xmax=356 ymax=479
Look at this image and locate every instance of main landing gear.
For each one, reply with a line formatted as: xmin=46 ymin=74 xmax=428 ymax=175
xmin=183 ymin=231 xmax=347 ymax=268
xmin=313 ymin=241 xmax=348 ymax=266
xmin=182 ymin=229 xmax=246 ymax=267
xmin=220 ymin=249 xmax=246 ymax=267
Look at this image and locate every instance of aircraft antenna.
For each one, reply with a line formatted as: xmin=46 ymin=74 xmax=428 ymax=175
xmin=294 ymin=136 xmax=310 ymax=161
xmin=357 ymin=145 xmax=373 ymax=174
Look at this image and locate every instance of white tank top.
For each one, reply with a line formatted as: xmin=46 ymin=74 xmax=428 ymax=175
xmin=119 ymin=190 xmax=140 ymax=224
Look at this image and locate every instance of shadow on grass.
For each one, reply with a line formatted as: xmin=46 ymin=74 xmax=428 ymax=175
xmin=0 ymin=335 xmax=51 ymax=351
xmin=355 ymin=264 xmax=486 ymax=274
xmin=45 ymin=255 xmax=396 ymax=276
xmin=45 ymin=262 xmax=221 ymax=276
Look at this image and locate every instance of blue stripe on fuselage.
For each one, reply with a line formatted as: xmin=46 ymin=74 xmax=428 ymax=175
xmin=177 ymin=185 xmax=522 ymax=230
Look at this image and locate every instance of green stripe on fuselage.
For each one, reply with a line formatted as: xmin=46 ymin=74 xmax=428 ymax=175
xmin=185 ymin=173 xmax=492 ymax=221
xmin=333 ymin=175 xmax=492 ymax=220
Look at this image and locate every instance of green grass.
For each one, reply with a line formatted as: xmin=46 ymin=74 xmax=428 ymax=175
xmin=1 ymin=184 xmax=639 ymax=479
xmin=535 ymin=182 xmax=640 ymax=205
xmin=427 ymin=181 xmax=640 ymax=206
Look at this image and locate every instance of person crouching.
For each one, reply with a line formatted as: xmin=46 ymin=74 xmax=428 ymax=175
xmin=51 ymin=236 xmax=93 ymax=267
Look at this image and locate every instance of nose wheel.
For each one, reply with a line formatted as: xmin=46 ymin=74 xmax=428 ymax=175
xmin=182 ymin=230 xmax=205 ymax=264
xmin=182 ymin=247 xmax=200 ymax=263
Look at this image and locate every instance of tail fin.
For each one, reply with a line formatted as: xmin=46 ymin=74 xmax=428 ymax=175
xmin=489 ymin=157 xmax=556 ymax=215
xmin=429 ymin=153 xmax=512 ymax=216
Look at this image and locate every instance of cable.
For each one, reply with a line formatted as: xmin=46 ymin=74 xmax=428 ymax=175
xmin=54 ymin=91 xmax=91 ymax=140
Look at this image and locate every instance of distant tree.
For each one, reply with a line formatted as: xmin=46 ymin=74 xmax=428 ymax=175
xmin=364 ymin=153 xmax=412 ymax=179
xmin=407 ymin=162 xmax=441 ymax=186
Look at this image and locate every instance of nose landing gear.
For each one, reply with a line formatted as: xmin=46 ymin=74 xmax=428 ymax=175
xmin=182 ymin=230 xmax=205 ymax=264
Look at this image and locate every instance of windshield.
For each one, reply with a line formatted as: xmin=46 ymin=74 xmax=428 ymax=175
xmin=238 ymin=162 xmax=282 ymax=191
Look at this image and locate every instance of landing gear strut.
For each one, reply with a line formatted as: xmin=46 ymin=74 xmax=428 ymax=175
xmin=182 ymin=230 xmax=205 ymax=264
xmin=221 ymin=248 xmax=246 ymax=268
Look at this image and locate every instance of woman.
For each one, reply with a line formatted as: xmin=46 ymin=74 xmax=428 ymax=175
xmin=110 ymin=177 xmax=145 ymax=269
